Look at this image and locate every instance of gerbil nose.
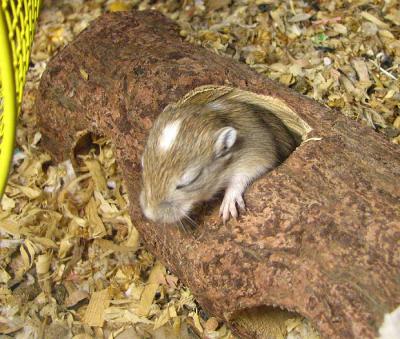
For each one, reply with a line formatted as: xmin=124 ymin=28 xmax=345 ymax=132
xmin=143 ymin=206 xmax=156 ymax=221
xmin=140 ymin=190 xmax=155 ymax=221
xmin=145 ymin=201 xmax=171 ymax=221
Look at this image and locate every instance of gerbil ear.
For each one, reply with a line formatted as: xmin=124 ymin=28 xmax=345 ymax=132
xmin=214 ymin=127 xmax=237 ymax=158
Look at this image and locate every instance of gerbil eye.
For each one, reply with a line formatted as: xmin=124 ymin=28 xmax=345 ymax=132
xmin=176 ymin=167 xmax=202 ymax=189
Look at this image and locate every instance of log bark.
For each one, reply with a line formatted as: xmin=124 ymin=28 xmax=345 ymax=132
xmin=35 ymin=10 xmax=400 ymax=339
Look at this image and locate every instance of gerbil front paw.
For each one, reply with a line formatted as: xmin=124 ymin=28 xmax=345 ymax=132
xmin=219 ymin=191 xmax=246 ymax=223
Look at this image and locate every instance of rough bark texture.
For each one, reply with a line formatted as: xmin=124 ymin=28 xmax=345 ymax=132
xmin=35 ymin=10 xmax=400 ymax=339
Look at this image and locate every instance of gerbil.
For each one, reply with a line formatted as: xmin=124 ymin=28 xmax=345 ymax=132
xmin=140 ymin=87 xmax=296 ymax=224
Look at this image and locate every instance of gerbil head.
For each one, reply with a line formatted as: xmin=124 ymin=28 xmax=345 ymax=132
xmin=140 ymin=104 xmax=237 ymax=224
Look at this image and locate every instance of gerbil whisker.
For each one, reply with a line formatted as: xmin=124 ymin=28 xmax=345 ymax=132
xmin=181 ymin=211 xmax=198 ymax=229
xmin=185 ymin=216 xmax=198 ymax=229
xmin=178 ymin=219 xmax=189 ymax=234
xmin=169 ymin=207 xmax=187 ymax=233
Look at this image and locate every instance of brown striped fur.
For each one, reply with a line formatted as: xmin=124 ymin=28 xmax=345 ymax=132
xmin=140 ymin=88 xmax=296 ymax=224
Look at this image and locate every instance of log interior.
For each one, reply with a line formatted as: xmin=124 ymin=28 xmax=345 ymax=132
xmin=230 ymin=306 xmax=318 ymax=339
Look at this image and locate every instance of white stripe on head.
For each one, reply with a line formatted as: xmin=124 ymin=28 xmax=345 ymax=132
xmin=158 ymin=120 xmax=181 ymax=151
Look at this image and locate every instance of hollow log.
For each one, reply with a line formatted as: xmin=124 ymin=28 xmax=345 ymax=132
xmin=34 ymin=10 xmax=400 ymax=339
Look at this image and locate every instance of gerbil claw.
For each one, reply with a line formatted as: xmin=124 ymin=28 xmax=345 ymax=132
xmin=236 ymin=195 xmax=246 ymax=211
xmin=220 ymin=192 xmax=246 ymax=223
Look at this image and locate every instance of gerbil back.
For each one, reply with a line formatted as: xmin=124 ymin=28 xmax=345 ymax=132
xmin=173 ymin=85 xmax=297 ymax=162
xmin=208 ymin=95 xmax=297 ymax=163
xmin=252 ymin=103 xmax=297 ymax=162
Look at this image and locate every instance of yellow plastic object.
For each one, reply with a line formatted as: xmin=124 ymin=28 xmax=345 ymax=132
xmin=0 ymin=0 xmax=41 ymax=197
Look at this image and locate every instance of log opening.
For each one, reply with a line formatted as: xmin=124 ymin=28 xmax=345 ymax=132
xmin=222 ymin=87 xmax=313 ymax=142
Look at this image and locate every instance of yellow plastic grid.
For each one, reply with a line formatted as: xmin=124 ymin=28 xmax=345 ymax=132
xmin=0 ymin=0 xmax=41 ymax=197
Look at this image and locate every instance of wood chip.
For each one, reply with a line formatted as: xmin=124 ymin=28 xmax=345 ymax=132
xmin=189 ymin=312 xmax=203 ymax=333
xmin=36 ymin=253 xmax=52 ymax=294
xmin=85 ymin=159 xmax=107 ymax=192
xmin=1 ymin=194 xmax=15 ymax=210
xmin=83 ymin=288 xmax=110 ymax=327
xmin=94 ymin=239 xmax=137 ymax=253
xmin=288 ymin=12 xmax=313 ymax=23
xmin=361 ymin=11 xmax=390 ymax=29
xmin=138 ymin=261 xmax=166 ymax=316
xmin=85 ymin=197 xmax=107 ymax=238
xmin=393 ymin=116 xmax=400 ymax=130
xmin=65 ymin=290 xmax=90 ymax=308
xmin=79 ymin=68 xmax=89 ymax=81
xmin=0 ymin=220 xmax=20 ymax=236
